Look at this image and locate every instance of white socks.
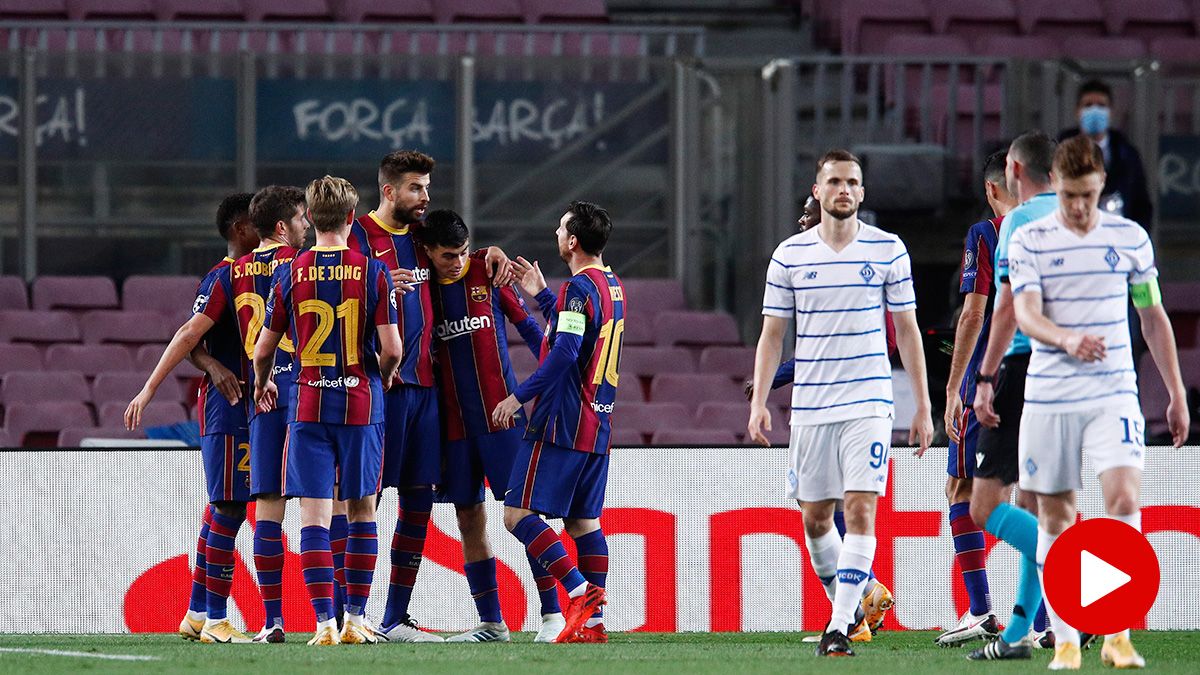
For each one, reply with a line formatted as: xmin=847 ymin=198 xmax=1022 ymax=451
xmin=827 ymin=533 xmax=875 ymax=633
xmin=1036 ymin=527 xmax=1080 ymax=646
xmin=1106 ymin=510 xmax=1141 ymax=640
xmin=805 ymin=528 xmax=842 ymax=603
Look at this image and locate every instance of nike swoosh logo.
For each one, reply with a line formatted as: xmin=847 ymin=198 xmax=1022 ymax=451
xmin=374 ymin=249 xmax=390 ymax=257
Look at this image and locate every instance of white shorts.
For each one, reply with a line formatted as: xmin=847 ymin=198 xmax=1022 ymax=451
xmin=787 ymin=417 xmax=892 ymax=501
xmin=1017 ymin=405 xmax=1146 ymax=494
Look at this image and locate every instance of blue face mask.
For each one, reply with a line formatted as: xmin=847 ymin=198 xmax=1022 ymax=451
xmin=1080 ymin=105 xmax=1110 ymax=135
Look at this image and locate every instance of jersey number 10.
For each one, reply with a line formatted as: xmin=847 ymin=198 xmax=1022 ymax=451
xmin=591 ymin=318 xmax=624 ymax=387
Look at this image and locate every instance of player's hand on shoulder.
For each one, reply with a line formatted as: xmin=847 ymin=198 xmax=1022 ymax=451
xmin=910 ymin=410 xmax=934 ymax=457
xmin=485 ymin=246 xmax=515 ymax=286
xmin=391 ymin=267 xmax=417 ymax=294
xmin=746 ymin=405 xmax=772 ymax=447
xmin=1060 ymin=332 xmax=1106 ymax=363
xmin=513 ymin=256 xmax=548 ymax=296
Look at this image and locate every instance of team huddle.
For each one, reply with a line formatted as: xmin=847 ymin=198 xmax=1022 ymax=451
xmin=124 ymin=151 xmax=624 ymax=645
xmin=749 ymin=138 xmax=1188 ymax=669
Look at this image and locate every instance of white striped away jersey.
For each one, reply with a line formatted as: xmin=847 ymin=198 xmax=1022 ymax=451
xmin=1007 ymin=210 xmax=1156 ymax=413
xmin=762 ymin=222 xmax=916 ymax=426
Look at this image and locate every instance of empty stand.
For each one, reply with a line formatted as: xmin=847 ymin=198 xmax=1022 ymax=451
xmin=929 ymin=0 xmax=1019 ymax=42
xmin=1103 ymin=0 xmax=1193 ymax=41
xmin=0 ymin=277 xmax=28 ymax=310
xmin=0 ymin=427 xmax=11 ymax=447
xmin=617 ymin=401 xmax=690 ymax=436
xmin=135 ymin=343 xmax=204 ymax=380
xmin=621 ymin=346 xmax=695 ymax=378
xmin=332 ymin=0 xmax=435 ymax=23
xmin=93 ymin=371 xmax=183 ymax=405
xmin=81 ymin=310 xmax=175 ymax=345
xmin=1139 ymin=353 xmax=1176 ymax=436
xmin=0 ymin=344 xmax=42 ymax=377
xmin=697 ymin=346 xmax=755 ymax=379
xmin=242 ymin=0 xmax=335 ymax=23
xmin=622 ymin=278 xmax=687 ymax=311
xmin=521 ymin=0 xmax=607 ymax=24
xmin=122 ymin=275 xmax=200 ymax=324
xmin=0 ymin=370 xmax=90 ymax=405
xmin=434 ymin=0 xmax=523 ymax=24
xmin=508 ymin=346 xmax=538 ymax=381
xmin=0 ymin=310 xmax=81 ymax=345
xmin=4 ymin=401 xmax=94 ymax=446
xmin=0 ymin=0 xmax=68 ymax=20
xmin=1015 ymin=0 xmax=1106 ymax=38
xmin=44 ymin=344 xmax=134 ymax=378
xmin=1061 ymin=36 xmax=1146 ymax=60
xmin=693 ymin=401 xmax=751 ymax=436
xmin=653 ymin=311 xmax=742 ymax=348
xmin=1150 ymin=37 xmax=1200 ymax=62
xmin=874 ymin=34 xmax=971 ymax=58
xmin=841 ymin=0 xmax=932 ymax=54
xmin=154 ymin=0 xmax=245 ymax=21
xmin=98 ymin=400 xmax=187 ymax=428
xmin=609 ymin=427 xmax=645 ymax=446
xmin=974 ymin=34 xmax=1061 ymax=58
xmin=650 ymin=373 xmax=746 ymax=412
xmin=58 ymin=426 xmax=145 ymax=446
xmin=66 ymin=0 xmax=155 ymax=21
xmin=623 ymin=318 xmax=656 ymax=346
xmin=651 ymin=428 xmax=739 ymax=445
xmin=31 ymin=276 xmax=119 ymax=312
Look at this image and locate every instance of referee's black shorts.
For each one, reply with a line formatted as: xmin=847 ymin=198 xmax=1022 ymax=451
xmin=974 ymin=352 xmax=1030 ymax=485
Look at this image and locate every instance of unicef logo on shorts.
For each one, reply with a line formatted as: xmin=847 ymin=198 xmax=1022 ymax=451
xmin=787 ymin=468 xmax=798 ymax=490
xmin=344 ymin=376 xmax=361 ymax=387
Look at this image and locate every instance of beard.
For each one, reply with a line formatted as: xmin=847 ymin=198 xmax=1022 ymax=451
xmin=824 ymin=203 xmax=856 ymax=220
xmin=393 ymin=203 xmax=425 ymax=225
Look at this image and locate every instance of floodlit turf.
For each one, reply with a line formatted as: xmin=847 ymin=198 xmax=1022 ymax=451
xmin=0 ymin=631 xmax=1198 ymax=674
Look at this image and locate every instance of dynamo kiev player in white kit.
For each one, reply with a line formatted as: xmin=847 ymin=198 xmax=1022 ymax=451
xmin=748 ymin=150 xmax=933 ymax=657
xmin=1008 ymin=135 xmax=1189 ymax=670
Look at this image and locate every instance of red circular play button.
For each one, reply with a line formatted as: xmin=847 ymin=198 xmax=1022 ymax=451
xmin=1042 ymin=519 xmax=1161 ymax=635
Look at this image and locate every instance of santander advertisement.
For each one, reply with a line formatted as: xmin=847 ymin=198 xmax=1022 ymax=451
xmin=2 ymin=447 xmax=1197 ymax=633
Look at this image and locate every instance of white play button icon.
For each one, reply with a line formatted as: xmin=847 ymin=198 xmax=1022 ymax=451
xmin=1080 ymin=550 xmax=1132 ymax=608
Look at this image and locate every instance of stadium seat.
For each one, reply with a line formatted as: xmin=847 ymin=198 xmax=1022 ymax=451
xmin=1139 ymin=353 xmax=1175 ymax=437
xmin=508 ymin=346 xmax=539 ymax=380
xmin=693 ymin=401 xmax=752 ymax=436
xmin=121 ymin=275 xmax=200 ymax=324
xmin=1060 ymin=36 xmax=1147 ymax=60
xmin=66 ymin=0 xmax=156 ymax=21
xmin=0 ymin=277 xmax=27 ymax=310
xmin=621 ymin=346 xmax=695 ymax=378
xmin=520 ymin=0 xmax=607 ymax=24
xmin=1162 ymin=281 xmax=1200 ymax=313
xmin=332 ymin=0 xmax=435 ymax=23
xmin=617 ymin=401 xmax=690 ymax=436
xmin=0 ymin=427 xmax=11 ymax=447
xmin=5 ymin=401 xmax=94 ymax=446
xmin=93 ymin=371 xmax=182 ymax=406
xmin=0 ymin=344 xmax=43 ymax=377
xmin=243 ymin=0 xmax=335 ymax=22
xmin=58 ymin=426 xmax=146 ymax=447
xmin=874 ymin=34 xmax=971 ymax=57
xmin=840 ymin=0 xmax=933 ymax=54
xmin=80 ymin=310 xmax=175 ymax=345
xmin=623 ymin=318 xmax=656 ymax=346
xmin=0 ymin=310 xmax=81 ymax=345
xmin=1102 ymin=0 xmax=1193 ymax=41
xmin=698 ymin=346 xmax=757 ymax=380
xmin=1015 ymin=0 xmax=1106 ymax=37
xmin=1178 ymin=347 xmax=1200 ymax=392
xmin=154 ymin=0 xmax=245 ymax=21
xmin=135 ymin=343 xmax=204 ymax=379
xmin=1149 ymin=37 xmax=1200 ymax=62
xmin=653 ymin=311 xmax=742 ymax=348
xmin=0 ymin=0 xmax=68 ymax=20
xmin=609 ymin=427 xmax=645 ymax=446
xmin=929 ymin=0 xmax=1019 ymax=42
xmin=767 ymin=380 xmax=792 ymax=409
xmin=44 ymin=344 xmax=135 ymax=378
xmin=622 ymin=278 xmax=687 ymax=311
xmin=974 ymin=34 xmax=1062 ymax=58
xmin=651 ymin=428 xmax=739 ymax=445
xmin=31 ymin=276 xmax=119 ymax=312
xmin=98 ymin=400 xmax=187 ymax=428
xmin=0 ymin=370 xmax=90 ymax=405
xmin=649 ymin=373 xmax=746 ymax=412
xmin=433 ymin=0 xmax=524 ymax=24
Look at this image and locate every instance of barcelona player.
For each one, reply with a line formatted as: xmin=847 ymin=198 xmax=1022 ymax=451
xmin=124 ymin=193 xmax=260 ymax=643
xmin=232 ymin=185 xmax=308 ymax=642
xmin=254 ymin=175 xmax=401 ymax=646
xmin=493 ymin=201 xmax=623 ymax=643
xmin=419 ymin=209 xmax=566 ymax=642
xmin=347 ymin=150 xmax=509 ymax=641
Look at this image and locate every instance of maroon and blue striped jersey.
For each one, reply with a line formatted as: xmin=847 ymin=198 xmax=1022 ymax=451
xmin=192 ymin=257 xmax=250 ymax=436
xmin=347 ymin=211 xmax=435 ymax=388
xmin=265 ymin=245 xmax=397 ymax=425
xmin=516 ymin=265 xmax=626 ymax=455
xmin=231 ymin=243 xmax=299 ymax=418
xmin=957 ymin=216 xmax=1002 ymax=405
xmin=430 ymin=250 xmax=546 ymax=441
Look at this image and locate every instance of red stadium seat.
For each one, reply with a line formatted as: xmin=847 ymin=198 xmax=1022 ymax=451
xmin=1102 ymin=0 xmax=1193 ymax=41
xmin=874 ymin=34 xmax=971 ymax=57
xmin=333 ymin=0 xmax=435 ymax=23
xmin=974 ymin=34 xmax=1062 ymax=58
xmin=93 ymin=371 xmax=182 ymax=406
xmin=122 ymin=275 xmax=200 ymax=324
xmin=1015 ymin=0 xmax=1106 ymax=37
xmin=0 ymin=427 xmax=11 ymax=447
xmin=0 ymin=344 xmax=43 ymax=377
xmin=0 ymin=0 xmax=68 ymax=20
xmin=66 ymin=0 xmax=155 ymax=21
xmin=621 ymin=346 xmax=695 ymax=378
xmin=44 ymin=344 xmax=135 ymax=378
xmin=1 ymin=370 xmax=90 ymax=405
xmin=651 ymin=428 xmax=739 ymax=445
xmin=1177 ymin=347 xmax=1200 ymax=392
xmin=840 ymin=0 xmax=932 ymax=54
xmin=520 ymin=0 xmax=607 ymax=24
xmin=693 ymin=401 xmax=753 ymax=436
xmin=1161 ymin=281 xmax=1200 ymax=313
xmin=649 ymin=373 xmax=746 ymax=412
xmin=0 ymin=277 xmax=27 ymax=310
xmin=929 ymin=0 xmax=1019 ymax=41
xmin=1149 ymin=37 xmax=1200 ymax=62
xmin=623 ymin=317 xmax=655 ymax=346
xmin=1061 ymin=36 xmax=1147 ymax=60
xmin=1139 ymin=353 xmax=1177 ymax=437
xmin=508 ymin=345 xmax=539 ymax=381
xmin=242 ymin=0 xmax=335 ymax=22
xmin=98 ymin=400 xmax=187 ymax=428
xmin=0 ymin=310 xmax=81 ymax=345
xmin=80 ymin=310 xmax=175 ymax=345
xmin=154 ymin=0 xmax=245 ymax=21
xmin=433 ymin=0 xmax=524 ymax=24
xmin=58 ymin=426 xmax=146 ymax=447
xmin=622 ymin=278 xmax=687 ymax=311
xmin=609 ymin=427 xmax=645 ymax=446
xmin=653 ymin=311 xmax=742 ymax=348
xmin=31 ymin=276 xmax=119 ymax=312
xmin=135 ymin=343 xmax=204 ymax=380
xmin=698 ymin=346 xmax=759 ymax=380
xmin=4 ymin=401 xmax=94 ymax=446
xmin=617 ymin=402 xmax=689 ymax=436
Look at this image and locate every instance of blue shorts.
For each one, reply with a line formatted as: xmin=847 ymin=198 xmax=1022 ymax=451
xmin=201 ymin=432 xmax=251 ymax=504
xmin=947 ymin=404 xmax=981 ymax=479
xmin=283 ymin=421 xmax=384 ymax=501
xmin=250 ymin=409 xmax=288 ymax=497
xmin=436 ymin=425 xmax=525 ymax=506
xmin=381 ymin=384 xmax=441 ymax=490
xmin=503 ymin=439 xmax=609 ymax=519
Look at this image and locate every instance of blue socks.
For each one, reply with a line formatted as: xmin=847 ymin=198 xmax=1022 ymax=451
xmin=985 ymin=502 xmax=1042 ymax=643
xmin=949 ymin=501 xmax=991 ymax=616
xmin=464 ymin=558 xmax=503 ymax=624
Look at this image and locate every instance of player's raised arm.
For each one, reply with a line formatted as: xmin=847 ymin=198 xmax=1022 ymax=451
xmin=513 ymin=256 xmax=557 ymax=324
xmin=125 ymin=312 xmax=217 ymax=430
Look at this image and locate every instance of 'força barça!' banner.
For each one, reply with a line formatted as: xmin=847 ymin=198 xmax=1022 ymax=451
xmin=1 ymin=447 xmax=1197 ymax=633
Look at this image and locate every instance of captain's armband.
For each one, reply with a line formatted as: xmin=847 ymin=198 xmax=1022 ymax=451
xmin=1130 ymin=279 xmax=1161 ymax=309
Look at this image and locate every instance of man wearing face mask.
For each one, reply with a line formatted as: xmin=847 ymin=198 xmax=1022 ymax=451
xmin=1057 ymin=80 xmax=1153 ymax=232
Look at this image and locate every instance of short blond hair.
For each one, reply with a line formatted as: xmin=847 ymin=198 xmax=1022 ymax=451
xmin=305 ymin=175 xmax=359 ymax=232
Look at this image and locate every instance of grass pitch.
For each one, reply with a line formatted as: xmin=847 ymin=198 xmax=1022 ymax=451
xmin=0 ymin=631 xmax=1197 ymax=674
